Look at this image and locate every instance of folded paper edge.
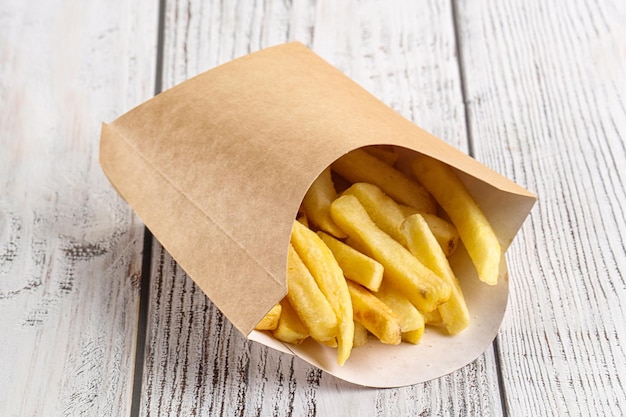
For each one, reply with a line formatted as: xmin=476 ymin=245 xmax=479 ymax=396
xmin=99 ymin=122 xmax=287 ymax=335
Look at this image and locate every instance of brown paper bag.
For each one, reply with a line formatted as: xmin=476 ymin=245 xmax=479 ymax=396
xmin=100 ymin=42 xmax=536 ymax=387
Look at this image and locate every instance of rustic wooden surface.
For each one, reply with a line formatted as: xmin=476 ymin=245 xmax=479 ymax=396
xmin=1 ymin=0 xmax=625 ymax=416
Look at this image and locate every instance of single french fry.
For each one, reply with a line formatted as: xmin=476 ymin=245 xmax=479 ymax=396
xmin=411 ymin=155 xmax=502 ymax=285
xmin=347 ymin=281 xmax=402 ymax=345
xmin=401 ymin=213 xmax=470 ymax=334
xmin=290 ymin=220 xmax=354 ymax=366
xmin=286 ymin=244 xmax=338 ymax=343
xmin=318 ymin=231 xmax=384 ymax=292
xmin=353 ymin=321 xmax=369 ymax=348
xmin=329 ymin=195 xmax=451 ymax=312
xmin=273 ymin=299 xmax=309 ymax=345
xmin=402 ymin=328 xmax=424 ymax=344
xmin=331 ymin=148 xmax=436 ymax=214
xmin=399 ymin=204 xmax=459 ymax=257
xmin=422 ymin=309 xmax=444 ymax=327
xmin=375 ymin=279 xmax=424 ymax=335
xmin=342 ymin=182 xmax=407 ymax=245
xmin=302 ymin=167 xmax=346 ymax=238
xmin=254 ymin=304 xmax=282 ymax=331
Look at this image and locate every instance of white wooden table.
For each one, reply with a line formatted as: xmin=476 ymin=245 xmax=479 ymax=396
xmin=1 ymin=0 xmax=625 ymax=415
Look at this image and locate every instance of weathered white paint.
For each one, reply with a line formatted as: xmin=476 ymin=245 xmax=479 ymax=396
xmin=0 ymin=1 xmax=158 ymax=416
xmin=456 ymin=0 xmax=626 ymax=415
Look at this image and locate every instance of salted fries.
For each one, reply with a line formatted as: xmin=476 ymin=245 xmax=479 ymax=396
xmin=255 ymin=146 xmax=502 ymax=365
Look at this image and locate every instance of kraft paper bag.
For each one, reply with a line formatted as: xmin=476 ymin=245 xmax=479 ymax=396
xmin=100 ymin=42 xmax=536 ymax=387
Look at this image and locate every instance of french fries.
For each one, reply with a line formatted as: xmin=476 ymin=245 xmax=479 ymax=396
xmin=329 ymin=194 xmax=451 ymax=313
xmin=347 ymin=281 xmax=402 ymax=345
xmin=301 ymin=167 xmax=346 ymax=238
xmin=286 ymin=244 xmax=338 ymax=343
xmin=290 ymin=220 xmax=354 ymax=366
xmin=318 ymin=231 xmax=383 ymax=292
xmin=331 ymin=148 xmax=437 ymax=214
xmin=401 ymin=213 xmax=470 ymax=334
xmin=411 ymin=155 xmax=502 ymax=285
xmin=254 ymin=145 xmax=503 ymax=366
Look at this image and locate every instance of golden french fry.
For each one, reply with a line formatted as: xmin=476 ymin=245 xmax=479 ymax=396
xmin=286 ymin=244 xmax=338 ymax=343
xmin=399 ymin=204 xmax=459 ymax=257
xmin=375 ymin=279 xmax=425 ymax=336
xmin=353 ymin=321 xmax=369 ymax=348
xmin=364 ymin=145 xmax=399 ymax=165
xmin=255 ymin=304 xmax=282 ymax=331
xmin=347 ymin=281 xmax=402 ymax=345
xmin=317 ymin=231 xmax=384 ymax=292
xmin=302 ymin=167 xmax=346 ymax=238
xmin=331 ymin=148 xmax=436 ymax=214
xmin=401 ymin=328 xmax=424 ymax=344
xmin=411 ymin=155 xmax=502 ymax=285
xmin=329 ymin=195 xmax=451 ymax=312
xmin=342 ymin=182 xmax=407 ymax=245
xmin=290 ymin=220 xmax=354 ymax=366
xmin=273 ymin=299 xmax=309 ymax=345
xmin=401 ymin=213 xmax=470 ymax=334
xmin=422 ymin=309 xmax=444 ymax=327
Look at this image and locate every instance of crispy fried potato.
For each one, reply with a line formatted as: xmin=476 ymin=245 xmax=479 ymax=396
xmin=329 ymin=195 xmax=451 ymax=313
xmin=401 ymin=213 xmax=470 ymax=334
xmin=331 ymin=148 xmax=436 ymax=214
xmin=353 ymin=321 xmax=369 ymax=348
xmin=343 ymin=182 xmax=407 ymax=245
xmin=411 ymin=155 xmax=502 ymax=285
xmin=302 ymin=167 xmax=346 ymax=238
xmin=422 ymin=309 xmax=444 ymax=327
xmin=399 ymin=204 xmax=459 ymax=257
xmin=347 ymin=281 xmax=402 ymax=345
xmin=273 ymin=299 xmax=309 ymax=344
xmin=375 ymin=279 xmax=425 ymax=341
xmin=255 ymin=304 xmax=282 ymax=331
xmin=286 ymin=244 xmax=338 ymax=343
xmin=290 ymin=220 xmax=354 ymax=365
xmin=318 ymin=231 xmax=384 ymax=292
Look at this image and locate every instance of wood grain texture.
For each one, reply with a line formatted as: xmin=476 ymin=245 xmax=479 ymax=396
xmin=455 ymin=0 xmax=626 ymax=415
xmin=0 ymin=1 xmax=158 ymax=416
xmin=140 ymin=0 xmax=503 ymax=415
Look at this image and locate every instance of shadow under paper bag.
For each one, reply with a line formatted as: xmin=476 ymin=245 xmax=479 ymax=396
xmin=99 ymin=42 xmax=536 ymax=387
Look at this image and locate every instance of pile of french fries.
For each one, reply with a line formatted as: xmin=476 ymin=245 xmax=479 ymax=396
xmin=255 ymin=146 xmax=502 ymax=366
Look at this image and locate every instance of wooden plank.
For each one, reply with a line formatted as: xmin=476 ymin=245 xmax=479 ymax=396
xmin=0 ymin=1 xmax=158 ymax=416
xmin=140 ymin=0 xmax=503 ymax=415
xmin=455 ymin=0 xmax=626 ymax=415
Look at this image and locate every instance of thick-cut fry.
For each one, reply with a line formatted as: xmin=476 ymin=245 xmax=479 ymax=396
xmin=290 ymin=220 xmax=354 ymax=366
xmin=331 ymin=148 xmax=437 ymax=214
xmin=301 ymin=167 xmax=346 ymax=238
xmin=343 ymin=182 xmax=407 ymax=245
xmin=353 ymin=321 xmax=369 ymax=348
xmin=411 ymin=155 xmax=502 ymax=285
xmin=273 ymin=299 xmax=309 ymax=344
xmin=401 ymin=213 xmax=470 ymax=334
xmin=375 ymin=279 xmax=425 ymax=339
xmin=255 ymin=304 xmax=282 ymax=331
xmin=399 ymin=204 xmax=459 ymax=257
xmin=347 ymin=281 xmax=402 ymax=345
xmin=401 ymin=328 xmax=424 ymax=344
xmin=422 ymin=309 xmax=444 ymax=327
xmin=286 ymin=244 xmax=338 ymax=343
xmin=318 ymin=231 xmax=384 ymax=292
xmin=329 ymin=195 xmax=451 ymax=312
